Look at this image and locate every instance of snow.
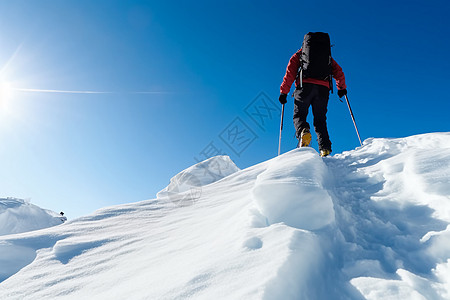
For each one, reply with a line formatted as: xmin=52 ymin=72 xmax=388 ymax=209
xmin=156 ymin=155 xmax=240 ymax=206
xmin=0 ymin=197 xmax=65 ymax=236
xmin=252 ymin=148 xmax=335 ymax=230
xmin=0 ymin=197 xmax=66 ymax=282
xmin=0 ymin=132 xmax=450 ymax=299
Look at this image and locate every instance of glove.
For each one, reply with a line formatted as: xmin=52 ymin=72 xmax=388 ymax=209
xmin=279 ymin=93 xmax=287 ymax=104
xmin=338 ymin=89 xmax=347 ymax=98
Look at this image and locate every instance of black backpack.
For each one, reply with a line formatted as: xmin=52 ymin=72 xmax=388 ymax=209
xmin=300 ymin=32 xmax=332 ymax=82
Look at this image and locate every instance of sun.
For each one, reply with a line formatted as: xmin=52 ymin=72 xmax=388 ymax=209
xmin=0 ymin=81 xmax=14 ymax=112
xmin=0 ymin=82 xmax=8 ymax=105
xmin=0 ymin=81 xmax=14 ymax=98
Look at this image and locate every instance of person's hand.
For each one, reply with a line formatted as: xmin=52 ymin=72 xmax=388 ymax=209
xmin=338 ymin=89 xmax=347 ymax=98
xmin=279 ymin=93 xmax=287 ymax=104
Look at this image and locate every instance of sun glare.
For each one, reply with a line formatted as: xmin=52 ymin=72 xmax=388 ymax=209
xmin=0 ymin=81 xmax=15 ymax=112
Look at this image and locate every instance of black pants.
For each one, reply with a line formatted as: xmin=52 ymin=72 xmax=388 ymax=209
xmin=293 ymin=83 xmax=331 ymax=151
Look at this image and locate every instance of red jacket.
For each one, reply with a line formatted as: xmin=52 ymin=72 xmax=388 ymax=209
xmin=280 ymin=49 xmax=346 ymax=95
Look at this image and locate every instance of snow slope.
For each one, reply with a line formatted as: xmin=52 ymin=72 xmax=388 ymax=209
xmin=0 ymin=132 xmax=449 ymax=299
xmin=0 ymin=197 xmax=65 ymax=236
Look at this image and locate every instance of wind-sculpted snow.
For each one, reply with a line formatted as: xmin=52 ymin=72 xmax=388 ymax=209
xmin=329 ymin=132 xmax=450 ymax=299
xmin=252 ymin=148 xmax=335 ymax=230
xmin=1 ymin=133 xmax=450 ymax=299
xmin=0 ymin=242 xmax=37 ymax=282
xmin=0 ymin=199 xmax=66 ymax=281
xmin=156 ymin=155 xmax=240 ymax=205
xmin=0 ymin=198 xmax=65 ymax=236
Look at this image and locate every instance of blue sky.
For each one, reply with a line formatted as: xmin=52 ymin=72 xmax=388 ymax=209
xmin=1 ymin=0 xmax=449 ymax=218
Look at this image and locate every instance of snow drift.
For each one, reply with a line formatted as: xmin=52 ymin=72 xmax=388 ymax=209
xmin=252 ymin=148 xmax=335 ymax=230
xmin=0 ymin=133 xmax=450 ymax=299
xmin=156 ymin=155 xmax=240 ymax=206
xmin=0 ymin=197 xmax=66 ymax=283
xmin=0 ymin=197 xmax=65 ymax=236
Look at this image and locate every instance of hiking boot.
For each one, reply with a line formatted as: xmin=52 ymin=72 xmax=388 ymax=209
xmin=320 ymin=149 xmax=331 ymax=157
xmin=298 ymin=128 xmax=312 ymax=147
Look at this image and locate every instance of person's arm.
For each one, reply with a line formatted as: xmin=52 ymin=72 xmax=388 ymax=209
xmin=331 ymin=58 xmax=346 ymax=90
xmin=280 ymin=50 xmax=301 ymax=95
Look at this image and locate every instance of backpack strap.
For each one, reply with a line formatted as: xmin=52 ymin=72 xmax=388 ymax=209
xmin=329 ymin=71 xmax=333 ymax=93
xmin=295 ymin=49 xmax=303 ymax=88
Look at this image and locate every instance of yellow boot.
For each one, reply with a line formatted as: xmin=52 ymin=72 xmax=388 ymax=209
xmin=320 ymin=149 xmax=331 ymax=157
xmin=299 ymin=128 xmax=312 ymax=147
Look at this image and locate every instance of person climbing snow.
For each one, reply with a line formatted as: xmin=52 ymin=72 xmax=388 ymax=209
xmin=279 ymin=32 xmax=347 ymax=157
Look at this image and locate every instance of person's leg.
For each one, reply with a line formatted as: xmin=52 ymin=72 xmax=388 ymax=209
xmin=293 ymin=84 xmax=314 ymax=138
xmin=311 ymin=85 xmax=332 ymax=151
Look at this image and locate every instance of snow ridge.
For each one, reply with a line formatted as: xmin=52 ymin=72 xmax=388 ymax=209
xmin=157 ymin=155 xmax=240 ymax=206
xmin=0 ymin=197 xmax=65 ymax=236
xmin=0 ymin=133 xmax=449 ymax=299
xmin=252 ymin=148 xmax=335 ymax=230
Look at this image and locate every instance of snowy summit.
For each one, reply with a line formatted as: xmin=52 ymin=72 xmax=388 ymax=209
xmin=1 ymin=132 xmax=450 ymax=299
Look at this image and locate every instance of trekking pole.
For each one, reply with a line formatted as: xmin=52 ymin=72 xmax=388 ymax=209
xmin=344 ymin=94 xmax=363 ymax=146
xmin=278 ymin=103 xmax=285 ymax=156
